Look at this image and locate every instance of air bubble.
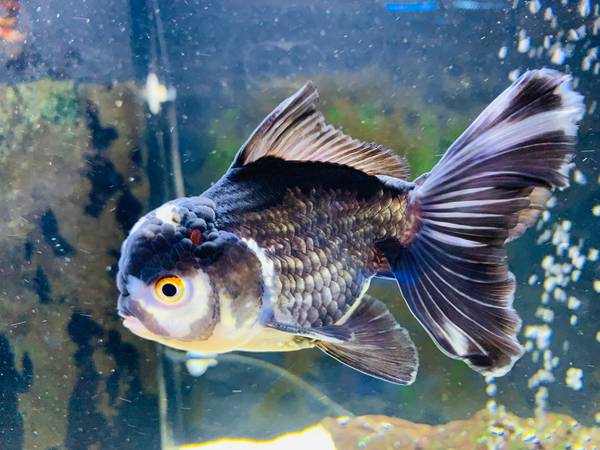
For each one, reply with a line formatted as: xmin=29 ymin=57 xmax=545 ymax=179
xmin=565 ymin=368 xmax=583 ymax=391
xmin=581 ymin=56 xmax=593 ymax=72
xmin=567 ymin=296 xmax=581 ymax=310
xmin=578 ymin=0 xmax=591 ymax=17
xmin=529 ymin=0 xmax=541 ymax=14
xmin=542 ymin=210 xmax=552 ymax=222
xmin=518 ymin=30 xmax=532 ymax=53
xmin=593 ymin=17 xmax=600 ymax=35
xmin=509 ymin=69 xmax=521 ymax=81
xmin=524 ymin=325 xmax=552 ymax=350
xmin=536 ymin=307 xmax=555 ymax=323
xmin=568 ymin=25 xmax=587 ymax=41
xmin=569 ymin=315 xmax=578 ymax=326
xmin=550 ymin=45 xmax=567 ymax=65
xmin=537 ymin=229 xmax=552 ymax=244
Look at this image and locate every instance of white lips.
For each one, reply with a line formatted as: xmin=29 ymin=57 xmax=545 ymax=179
xmin=122 ymin=316 xmax=152 ymax=339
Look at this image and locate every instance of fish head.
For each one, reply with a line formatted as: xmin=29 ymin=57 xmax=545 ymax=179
xmin=116 ymin=196 xmax=268 ymax=352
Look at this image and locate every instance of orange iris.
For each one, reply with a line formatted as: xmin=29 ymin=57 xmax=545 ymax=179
xmin=154 ymin=275 xmax=185 ymax=303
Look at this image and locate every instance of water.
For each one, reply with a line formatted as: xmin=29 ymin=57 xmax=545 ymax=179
xmin=0 ymin=1 xmax=598 ymax=449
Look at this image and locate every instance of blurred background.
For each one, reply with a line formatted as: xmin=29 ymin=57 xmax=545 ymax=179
xmin=0 ymin=1 xmax=598 ymax=449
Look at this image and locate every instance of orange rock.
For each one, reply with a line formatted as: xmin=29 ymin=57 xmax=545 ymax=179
xmin=0 ymin=25 xmax=24 ymax=43
xmin=320 ymin=409 xmax=600 ymax=450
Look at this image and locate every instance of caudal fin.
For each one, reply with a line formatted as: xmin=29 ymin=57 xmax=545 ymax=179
xmin=380 ymin=69 xmax=584 ymax=376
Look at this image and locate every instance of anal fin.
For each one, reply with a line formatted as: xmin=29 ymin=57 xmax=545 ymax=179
xmin=315 ymin=295 xmax=418 ymax=385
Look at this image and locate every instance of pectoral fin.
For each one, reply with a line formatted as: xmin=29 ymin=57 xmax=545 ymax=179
xmin=267 ymin=296 xmax=418 ymax=385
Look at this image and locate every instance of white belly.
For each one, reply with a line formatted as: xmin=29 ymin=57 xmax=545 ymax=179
xmin=237 ymin=326 xmax=314 ymax=352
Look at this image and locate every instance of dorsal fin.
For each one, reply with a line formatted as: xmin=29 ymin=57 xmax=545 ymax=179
xmin=231 ymin=82 xmax=410 ymax=179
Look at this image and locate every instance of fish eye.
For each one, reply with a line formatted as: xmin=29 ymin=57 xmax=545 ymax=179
xmin=154 ymin=276 xmax=185 ymax=304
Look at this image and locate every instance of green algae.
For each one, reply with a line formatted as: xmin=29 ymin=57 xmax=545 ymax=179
xmin=0 ymin=79 xmax=158 ymax=449
xmin=0 ymin=80 xmax=79 ymax=164
xmin=10 ymin=79 xmax=79 ymax=124
xmin=193 ymin=72 xmax=472 ymax=192
xmin=196 ymin=108 xmax=243 ymax=185
xmin=0 ymin=81 xmax=85 ymax=254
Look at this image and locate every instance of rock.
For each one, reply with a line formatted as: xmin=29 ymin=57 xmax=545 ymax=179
xmin=175 ymin=407 xmax=600 ymax=449
xmin=320 ymin=408 xmax=600 ymax=450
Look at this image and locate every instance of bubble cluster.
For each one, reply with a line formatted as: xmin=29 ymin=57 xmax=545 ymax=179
xmin=498 ymin=46 xmax=508 ymax=59
xmin=582 ymin=47 xmax=598 ymax=71
xmin=578 ymin=0 xmax=592 ymax=17
xmin=566 ymin=367 xmax=584 ymax=391
xmin=500 ymin=0 xmax=600 ymax=104
xmin=529 ymin=0 xmax=542 ymax=14
xmin=520 ymin=208 xmax=597 ymax=413
xmin=517 ymin=30 xmax=532 ymax=53
xmin=505 ymin=150 xmax=600 ymax=437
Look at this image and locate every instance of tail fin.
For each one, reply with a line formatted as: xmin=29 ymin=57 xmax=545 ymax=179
xmin=380 ymin=69 xmax=584 ymax=376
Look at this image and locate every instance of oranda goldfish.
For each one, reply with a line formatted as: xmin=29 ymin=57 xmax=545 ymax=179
xmin=117 ymin=69 xmax=583 ymax=384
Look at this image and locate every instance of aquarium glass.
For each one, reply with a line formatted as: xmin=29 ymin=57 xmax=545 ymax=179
xmin=0 ymin=1 xmax=598 ymax=450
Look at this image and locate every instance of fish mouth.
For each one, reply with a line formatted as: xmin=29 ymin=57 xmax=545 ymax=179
xmin=117 ymin=295 xmax=147 ymax=336
xmin=117 ymin=294 xmax=133 ymax=318
xmin=117 ymin=294 xmax=160 ymax=340
xmin=121 ymin=315 xmax=149 ymax=336
xmin=116 ymin=294 xmax=194 ymax=343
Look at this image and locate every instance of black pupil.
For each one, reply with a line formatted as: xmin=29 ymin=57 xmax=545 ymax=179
xmin=162 ymin=283 xmax=178 ymax=297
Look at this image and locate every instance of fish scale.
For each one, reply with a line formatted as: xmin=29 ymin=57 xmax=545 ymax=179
xmin=223 ymin=185 xmax=408 ymax=327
